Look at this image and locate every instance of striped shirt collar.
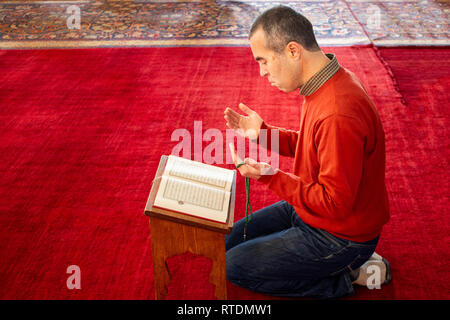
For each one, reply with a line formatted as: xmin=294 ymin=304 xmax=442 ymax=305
xmin=299 ymin=53 xmax=340 ymax=96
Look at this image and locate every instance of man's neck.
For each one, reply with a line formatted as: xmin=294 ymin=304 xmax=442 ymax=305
xmin=300 ymin=51 xmax=331 ymax=87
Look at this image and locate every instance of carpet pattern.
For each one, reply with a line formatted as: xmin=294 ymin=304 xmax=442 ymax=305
xmin=0 ymin=46 xmax=448 ymax=299
xmin=0 ymin=0 xmax=448 ymax=48
xmin=349 ymin=0 xmax=450 ymax=46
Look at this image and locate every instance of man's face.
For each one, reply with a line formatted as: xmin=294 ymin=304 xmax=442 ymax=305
xmin=249 ymin=29 xmax=301 ymax=92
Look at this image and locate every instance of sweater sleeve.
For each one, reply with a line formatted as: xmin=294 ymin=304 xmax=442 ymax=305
xmin=258 ymin=114 xmax=365 ymax=218
xmin=257 ymin=122 xmax=299 ymax=158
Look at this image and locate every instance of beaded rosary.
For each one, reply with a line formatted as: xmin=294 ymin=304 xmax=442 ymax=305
xmin=236 ymin=161 xmax=253 ymax=241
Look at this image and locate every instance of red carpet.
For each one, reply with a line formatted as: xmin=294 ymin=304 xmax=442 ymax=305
xmin=0 ymin=46 xmax=448 ymax=299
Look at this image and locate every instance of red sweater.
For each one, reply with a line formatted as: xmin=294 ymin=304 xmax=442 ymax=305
xmin=258 ymin=67 xmax=390 ymax=242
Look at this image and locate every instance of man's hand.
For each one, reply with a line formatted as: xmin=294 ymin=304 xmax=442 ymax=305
xmin=237 ymin=158 xmax=274 ymax=180
xmin=229 ymin=143 xmax=274 ymax=180
xmin=224 ymin=103 xmax=263 ymax=140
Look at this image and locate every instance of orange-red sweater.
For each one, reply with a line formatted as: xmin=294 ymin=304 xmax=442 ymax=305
xmin=258 ymin=67 xmax=390 ymax=242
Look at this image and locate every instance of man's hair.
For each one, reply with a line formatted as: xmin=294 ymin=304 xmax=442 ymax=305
xmin=249 ymin=6 xmax=321 ymax=53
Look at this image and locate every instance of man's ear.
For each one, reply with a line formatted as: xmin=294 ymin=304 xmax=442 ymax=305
xmin=285 ymin=42 xmax=302 ymax=60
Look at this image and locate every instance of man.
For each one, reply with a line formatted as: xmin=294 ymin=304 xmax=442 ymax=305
xmin=224 ymin=6 xmax=391 ymax=299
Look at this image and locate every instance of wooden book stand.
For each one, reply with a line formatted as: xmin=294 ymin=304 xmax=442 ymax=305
xmin=144 ymin=156 xmax=235 ymax=300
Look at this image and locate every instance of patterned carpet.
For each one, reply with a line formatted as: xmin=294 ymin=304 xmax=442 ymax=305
xmin=0 ymin=0 xmax=448 ymax=48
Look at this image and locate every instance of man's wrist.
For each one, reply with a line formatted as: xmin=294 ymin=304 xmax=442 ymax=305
xmin=258 ymin=168 xmax=277 ymax=184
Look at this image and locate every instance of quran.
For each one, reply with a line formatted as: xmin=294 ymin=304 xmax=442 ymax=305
xmin=153 ymin=155 xmax=235 ymax=224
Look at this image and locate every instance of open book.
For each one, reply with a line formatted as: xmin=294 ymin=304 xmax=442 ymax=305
xmin=153 ymin=155 xmax=235 ymax=224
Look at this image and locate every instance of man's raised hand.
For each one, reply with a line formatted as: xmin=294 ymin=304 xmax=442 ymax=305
xmin=224 ymin=103 xmax=263 ymax=140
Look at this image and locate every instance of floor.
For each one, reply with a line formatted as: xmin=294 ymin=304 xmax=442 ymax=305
xmin=0 ymin=0 xmax=448 ymax=300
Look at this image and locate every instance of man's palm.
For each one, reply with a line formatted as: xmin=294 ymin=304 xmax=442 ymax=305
xmin=224 ymin=103 xmax=263 ymax=139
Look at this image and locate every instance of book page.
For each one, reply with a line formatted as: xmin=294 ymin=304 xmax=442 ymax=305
xmin=154 ymin=176 xmax=230 ymax=223
xmin=165 ymin=155 xmax=233 ymax=191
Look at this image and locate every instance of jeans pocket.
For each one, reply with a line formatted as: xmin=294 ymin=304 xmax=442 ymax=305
xmin=307 ymin=228 xmax=348 ymax=262
xmin=329 ymin=254 xmax=362 ymax=277
xmin=315 ymin=228 xmax=349 ymax=249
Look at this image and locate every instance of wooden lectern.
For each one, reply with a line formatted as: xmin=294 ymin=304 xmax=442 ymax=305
xmin=144 ymin=156 xmax=235 ymax=300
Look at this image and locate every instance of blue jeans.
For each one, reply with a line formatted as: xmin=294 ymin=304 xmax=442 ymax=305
xmin=226 ymin=201 xmax=379 ymax=299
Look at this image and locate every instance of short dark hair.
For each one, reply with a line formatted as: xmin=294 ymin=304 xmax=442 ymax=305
xmin=249 ymin=6 xmax=321 ymax=53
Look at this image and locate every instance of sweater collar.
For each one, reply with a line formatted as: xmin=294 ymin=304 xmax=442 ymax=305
xmin=299 ymin=53 xmax=340 ymax=96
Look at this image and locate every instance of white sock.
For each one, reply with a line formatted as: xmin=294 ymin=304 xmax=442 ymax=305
xmin=369 ymin=252 xmax=383 ymax=261
xmin=352 ymin=260 xmax=387 ymax=287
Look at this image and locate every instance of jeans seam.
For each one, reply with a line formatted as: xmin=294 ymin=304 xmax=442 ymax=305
xmin=315 ymin=228 xmax=344 ymax=247
xmin=348 ymin=243 xmax=376 ymax=249
xmin=328 ymin=254 xmax=361 ymax=277
xmin=312 ymin=244 xmax=350 ymax=262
